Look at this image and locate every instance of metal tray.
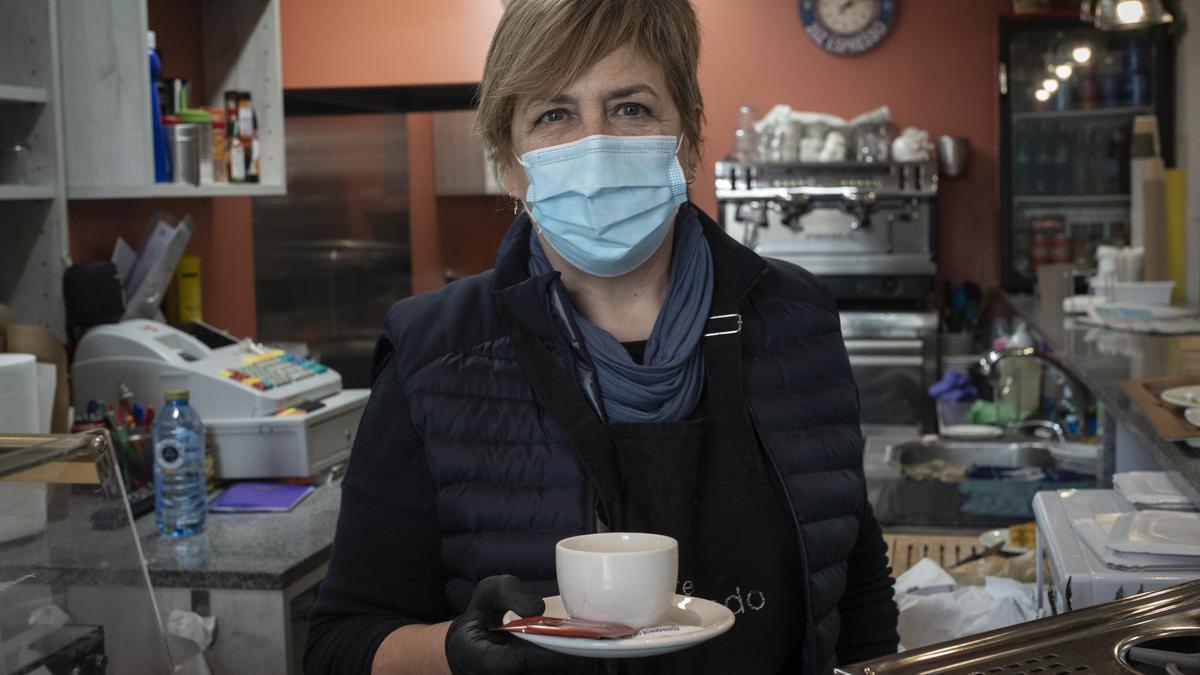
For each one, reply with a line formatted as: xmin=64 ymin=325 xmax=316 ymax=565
xmin=836 ymin=579 xmax=1200 ymax=674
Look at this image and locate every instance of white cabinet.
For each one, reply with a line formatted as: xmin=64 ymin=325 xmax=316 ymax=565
xmin=433 ymin=110 xmax=506 ymax=196
xmin=58 ymin=0 xmax=287 ymax=199
xmin=0 ymin=0 xmax=69 ymax=339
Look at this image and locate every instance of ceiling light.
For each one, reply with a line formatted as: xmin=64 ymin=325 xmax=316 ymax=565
xmin=1043 ymin=79 xmax=1060 ymax=93
xmin=1071 ymin=46 xmax=1092 ymax=64
xmin=1035 ymin=89 xmax=1051 ymax=102
xmin=1080 ymin=0 xmax=1174 ymax=30
xmin=1055 ymin=64 xmax=1074 ymax=79
xmin=1116 ymin=0 xmax=1147 ymax=22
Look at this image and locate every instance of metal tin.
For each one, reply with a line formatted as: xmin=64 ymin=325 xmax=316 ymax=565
xmin=169 ymin=123 xmax=200 ymax=185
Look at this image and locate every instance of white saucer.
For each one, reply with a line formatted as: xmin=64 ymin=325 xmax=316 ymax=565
xmin=1185 ymin=407 xmax=1200 ymax=430
xmin=1161 ymin=385 xmax=1200 ymax=409
xmin=502 ymin=594 xmax=734 ymax=659
xmin=942 ymin=424 xmax=1005 ymax=440
xmin=978 ymin=528 xmax=1030 ymax=555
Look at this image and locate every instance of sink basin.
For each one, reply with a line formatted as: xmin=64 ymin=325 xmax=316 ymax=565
xmin=885 ymin=436 xmax=1059 ymax=470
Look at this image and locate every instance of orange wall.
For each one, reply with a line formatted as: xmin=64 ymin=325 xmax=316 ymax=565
xmin=695 ymin=0 xmax=1008 ymax=284
xmin=68 ymin=199 xmax=257 ymax=339
xmin=67 ymin=1 xmax=1008 ymax=342
xmin=279 ymin=0 xmax=504 ymax=89
xmin=280 ymin=0 xmax=1008 ymax=286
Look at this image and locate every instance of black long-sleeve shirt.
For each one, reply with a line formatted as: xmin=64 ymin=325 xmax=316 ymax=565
xmin=304 ymin=354 xmax=898 ymax=674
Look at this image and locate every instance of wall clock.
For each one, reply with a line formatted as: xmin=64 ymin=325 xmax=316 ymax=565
xmin=798 ymin=0 xmax=897 ymax=56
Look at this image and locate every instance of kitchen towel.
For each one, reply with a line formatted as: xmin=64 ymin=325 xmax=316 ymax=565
xmin=5 ymin=324 xmax=70 ymax=432
xmin=0 ymin=353 xmax=39 ymax=433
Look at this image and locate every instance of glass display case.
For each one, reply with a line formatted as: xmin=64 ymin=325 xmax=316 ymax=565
xmin=0 ymin=432 xmax=173 ymax=674
xmin=999 ymin=16 xmax=1175 ymax=290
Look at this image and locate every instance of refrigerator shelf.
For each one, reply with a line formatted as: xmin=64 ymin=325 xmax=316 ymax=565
xmin=1014 ymin=194 xmax=1131 ymax=205
xmin=1012 ymin=105 xmax=1155 ymax=122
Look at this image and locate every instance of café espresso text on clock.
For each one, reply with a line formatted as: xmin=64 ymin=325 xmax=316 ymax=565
xmin=799 ymin=0 xmax=897 ymax=56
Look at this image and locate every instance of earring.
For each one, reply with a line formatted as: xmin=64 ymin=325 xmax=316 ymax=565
xmin=513 ymin=199 xmax=519 ymax=215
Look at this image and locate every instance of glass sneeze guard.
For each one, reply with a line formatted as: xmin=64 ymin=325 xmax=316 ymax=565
xmin=0 ymin=432 xmax=173 ymax=674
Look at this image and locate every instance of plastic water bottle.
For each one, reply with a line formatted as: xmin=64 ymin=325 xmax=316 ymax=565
xmin=154 ymin=388 xmax=206 ymax=536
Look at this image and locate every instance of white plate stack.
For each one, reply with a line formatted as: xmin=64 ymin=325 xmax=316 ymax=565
xmin=1113 ymin=471 xmax=1198 ymax=512
xmin=940 ymin=332 xmax=978 ymax=376
xmin=1065 ymin=472 xmax=1200 ymax=572
xmin=1071 ymin=509 xmax=1200 ymax=572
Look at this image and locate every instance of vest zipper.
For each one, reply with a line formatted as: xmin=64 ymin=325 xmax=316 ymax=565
xmin=746 ymin=403 xmax=818 ymax=671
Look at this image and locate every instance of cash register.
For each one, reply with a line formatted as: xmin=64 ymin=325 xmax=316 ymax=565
xmin=71 ymin=320 xmax=369 ymax=479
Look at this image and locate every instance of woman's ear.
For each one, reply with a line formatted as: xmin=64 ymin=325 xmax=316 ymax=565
xmin=496 ymin=156 xmax=525 ymax=201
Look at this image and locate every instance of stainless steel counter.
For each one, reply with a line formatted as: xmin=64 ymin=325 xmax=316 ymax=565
xmin=1005 ymin=294 xmax=1200 ymax=505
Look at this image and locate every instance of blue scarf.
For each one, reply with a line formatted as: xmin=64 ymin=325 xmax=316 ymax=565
xmin=529 ymin=206 xmax=714 ymax=423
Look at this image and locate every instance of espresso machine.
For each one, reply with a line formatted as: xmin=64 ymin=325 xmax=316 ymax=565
xmin=715 ymin=160 xmax=940 ymax=432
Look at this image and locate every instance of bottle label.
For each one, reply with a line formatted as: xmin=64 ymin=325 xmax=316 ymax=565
xmin=156 ymin=439 xmax=186 ymax=470
xmin=230 ymin=144 xmax=246 ymax=182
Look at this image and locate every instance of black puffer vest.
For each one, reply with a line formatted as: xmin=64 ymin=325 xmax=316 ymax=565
xmin=378 ymin=207 xmax=887 ymax=671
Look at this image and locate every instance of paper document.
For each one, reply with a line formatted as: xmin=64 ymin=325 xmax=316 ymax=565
xmin=111 ymin=238 xmax=138 ymax=296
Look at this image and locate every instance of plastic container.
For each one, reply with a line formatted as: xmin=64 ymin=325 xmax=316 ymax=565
xmin=154 ymin=388 xmax=207 ymax=537
xmin=1089 ymin=279 xmax=1175 ymax=306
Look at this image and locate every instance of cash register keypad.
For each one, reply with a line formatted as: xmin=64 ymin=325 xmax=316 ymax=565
xmin=219 ymin=350 xmax=327 ymax=391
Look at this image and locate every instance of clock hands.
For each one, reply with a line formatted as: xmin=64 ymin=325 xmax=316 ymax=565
xmin=839 ymin=0 xmax=860 ymax=15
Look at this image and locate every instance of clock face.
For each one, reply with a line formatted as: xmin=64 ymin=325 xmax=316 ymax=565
xmin=799 ymin=0 xmax=897 ymax=56
xmin=816 ymin=0 xmax=879 ymax=36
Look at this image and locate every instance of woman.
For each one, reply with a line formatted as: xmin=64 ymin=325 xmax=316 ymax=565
xmin=305 ymin=1 xmax=898 ymax=673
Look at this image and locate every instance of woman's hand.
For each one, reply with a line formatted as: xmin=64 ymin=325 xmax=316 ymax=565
xmin=444 ymin=575 xmax=565 ymax=674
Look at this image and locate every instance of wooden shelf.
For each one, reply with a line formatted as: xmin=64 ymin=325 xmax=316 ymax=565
xmin=0 ymin=184 xmax=56 ymax=200
xmin=68 ymin=182 xmax=286 ymax=200
xmin=0 ymin=83 xmax=48 ymax=104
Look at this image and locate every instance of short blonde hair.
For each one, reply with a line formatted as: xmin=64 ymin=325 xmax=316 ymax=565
xmin=477 ymin=0 xmax=704 ymax=170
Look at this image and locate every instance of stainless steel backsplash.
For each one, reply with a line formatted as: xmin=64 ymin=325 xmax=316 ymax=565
xmin=252 ymin=113 xmax=411 ymax=388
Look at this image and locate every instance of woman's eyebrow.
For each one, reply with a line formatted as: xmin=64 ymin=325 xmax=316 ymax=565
xmin=605 ymin=84 xmax=658 ymax=100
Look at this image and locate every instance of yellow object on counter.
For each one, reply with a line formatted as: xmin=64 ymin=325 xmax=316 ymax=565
xmin=1008 ymin=522 xmax=1036 ymax=551
xmin=163 ymin=253 xmax=203 ymax=324
xmin=1166 ymin=168 xmax=1185 ymax=304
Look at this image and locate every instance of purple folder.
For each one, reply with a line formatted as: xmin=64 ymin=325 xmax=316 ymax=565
xmin=209 ymin=482 xmax=314 ymax=512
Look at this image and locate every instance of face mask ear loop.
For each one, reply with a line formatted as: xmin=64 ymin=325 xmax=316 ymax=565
xmin=511 ymin=150 xmax=532 ymax=216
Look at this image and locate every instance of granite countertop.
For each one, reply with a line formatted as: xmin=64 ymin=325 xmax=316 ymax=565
xmin=137 ymin=479 xmax=342 ymax=590
xmin=1005 ymin=294 xmax=1200 ymax=505
xmin=1 ymin=480 xmax=342 ymax=592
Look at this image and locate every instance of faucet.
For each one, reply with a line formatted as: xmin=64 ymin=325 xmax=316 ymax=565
xmin=978 ymin=346 xmax=1093 ymax=441
xmin=1011 ymin=419 xmax=1067 ymax=444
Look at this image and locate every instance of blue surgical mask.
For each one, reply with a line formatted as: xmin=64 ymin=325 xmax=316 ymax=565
xmin=519 ymin=134 xmax=687 ymax=278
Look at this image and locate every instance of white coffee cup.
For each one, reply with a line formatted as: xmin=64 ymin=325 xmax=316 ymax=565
xmin=556 ymin=532 xmax=678 ymax=628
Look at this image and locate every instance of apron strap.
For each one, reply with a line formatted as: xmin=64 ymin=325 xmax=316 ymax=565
xmin=497 ymin=303 xmax=624 ymax=524
xmin=700 ymin=224 xmax=747 ymax=415
xmin=496 ymin=221 xmax=748 ymax=525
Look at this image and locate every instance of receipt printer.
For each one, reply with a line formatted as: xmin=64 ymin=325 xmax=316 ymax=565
xmin=72 ymin=320 xmax=369 ymax=478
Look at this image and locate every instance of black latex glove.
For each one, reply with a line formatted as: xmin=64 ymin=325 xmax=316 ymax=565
xmin=445 ymin=574 xmax=566 ymax=675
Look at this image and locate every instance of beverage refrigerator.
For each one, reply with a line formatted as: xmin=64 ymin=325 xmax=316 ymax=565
xmin=999 ymin=13 xmax=1175 ymax=291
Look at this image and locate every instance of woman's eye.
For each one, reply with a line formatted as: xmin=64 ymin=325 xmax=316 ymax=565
xmin=535 ymin=109 xmax=567 ymax=126
xmin=615 ymin=102 xmax=648 ymax=117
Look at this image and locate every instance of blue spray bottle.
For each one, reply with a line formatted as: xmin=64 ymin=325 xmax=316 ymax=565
xmin=149 ymin=31 xmax=170 ymax=182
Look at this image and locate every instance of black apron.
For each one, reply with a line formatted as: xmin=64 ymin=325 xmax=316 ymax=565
xmin=498 ymin=230 xmax=806 ymax=673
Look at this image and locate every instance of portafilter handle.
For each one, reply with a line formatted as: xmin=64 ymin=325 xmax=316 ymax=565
xmin=840 ymin=191 xmax=877 ymax=230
